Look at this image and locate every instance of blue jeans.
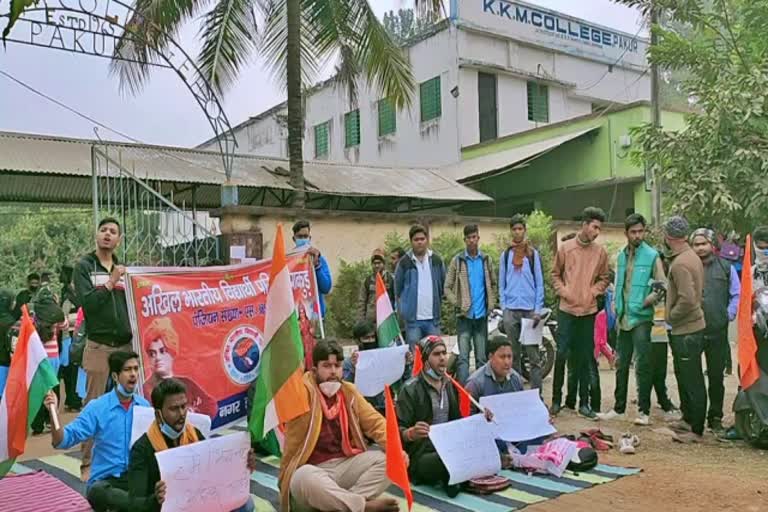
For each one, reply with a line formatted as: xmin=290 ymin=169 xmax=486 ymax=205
xmin=456 ymin=317 xmax=488 ymax=384
xmin=405 ymin=319 xmax=440 ymax=350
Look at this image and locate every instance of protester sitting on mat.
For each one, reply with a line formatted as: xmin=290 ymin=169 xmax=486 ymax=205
xmin=280 ymin=339 xmax=400 ymax=512
xmin=396 ymin=335 xmax=491 ymax=497
xmin=44 ymin=350 xmax=149 ymax=512
xmin=127 ymin=378 xmax=257 ymax=512
xmin=343 ymin=319 xmax=411 ymax=415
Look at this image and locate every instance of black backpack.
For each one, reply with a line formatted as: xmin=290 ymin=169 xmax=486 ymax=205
xmin=567 ymin=446 xmax=598 ymax=472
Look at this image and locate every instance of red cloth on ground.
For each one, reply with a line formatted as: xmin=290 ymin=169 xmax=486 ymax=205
xmin=0 ymin=470 xmax=91 ymax=512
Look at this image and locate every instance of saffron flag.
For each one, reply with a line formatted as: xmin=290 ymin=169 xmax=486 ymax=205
xmin=447 ymin=375 xmax=472 ymax=418
xmin=737 ymin=235 xmax=760 ymax=390
xmin=376 ymin=273 xmax=401 ymax=348
xmin=411 ymin=346 xmax=423 ymax=377
xmin=0 ymin=307 xmax=59 ymax=477
xmin=384 ymin=385 xmax=413 ymax=511
xmin=249 ymin=225 xmax=311 ymax=440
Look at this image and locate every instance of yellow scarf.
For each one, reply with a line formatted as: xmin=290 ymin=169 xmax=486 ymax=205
xmin=147 ymin=419 xmax=199 ymax=452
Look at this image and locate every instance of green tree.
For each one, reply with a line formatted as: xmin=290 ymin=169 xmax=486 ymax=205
xmin=383 ymin=8 xmax=439 ymax=44
xmin=616 ymin=0 xmax=768 ymax=232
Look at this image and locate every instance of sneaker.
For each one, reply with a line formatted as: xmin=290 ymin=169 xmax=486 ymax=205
xmin=634 ymin=414 xmax=651 ymax=426
xmin=596 ymin=410 xmax=626 ymax=421
xmin=550 ymin=403 xmax=563 ymax=416
xmin=719 ymin=426 xmax=742 ymax=441
xmin=578 ymin=406 xmax=598 ymax=420
xmin=619 ymin=433 xmax=639 ymax=454
xmin=708 ymin=419 xmax=725 ymax=435
xmin=664 ymin=408 xmax=682 ymax=422
xmin=669 ymin=420 xmax=693 ymax=433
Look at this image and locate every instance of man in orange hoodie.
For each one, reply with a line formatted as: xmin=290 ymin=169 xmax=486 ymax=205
xmin=279 ymin=340 xmax=401 ymax=512
xmin=551 ymin=207 xmax=611 ymax=419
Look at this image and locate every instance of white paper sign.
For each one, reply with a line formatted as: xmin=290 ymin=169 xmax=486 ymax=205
xmin=519 ymin=318 xmax=543 ymax=346
xmin=428 ymin=414 xmax=501 ymax=485
xmin=354 ymin=345 xmax=409 ymax=397
xmin=229 ymin=245 xmax=246 ymax=261
xmin=155 ymin=432 xmax=251 ymax=512
xmin=131 ymin=406 xmax=212 ymax=448
xmin=480 ymin=390 xmax=556 ymax=442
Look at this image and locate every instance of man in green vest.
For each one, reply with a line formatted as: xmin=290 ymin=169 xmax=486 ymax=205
xmin=598 ymin=214 xmax=666 ymax=426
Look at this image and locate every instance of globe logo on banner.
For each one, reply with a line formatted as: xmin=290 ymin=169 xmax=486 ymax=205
xmin=222 ymin=325 xmax=263 ymax=385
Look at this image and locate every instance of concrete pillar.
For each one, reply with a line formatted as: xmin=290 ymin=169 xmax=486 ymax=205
xmin=213 ymin=206 xmax=264 ymax=263
xmin=633 ymin=182 xmax=653 ymax=222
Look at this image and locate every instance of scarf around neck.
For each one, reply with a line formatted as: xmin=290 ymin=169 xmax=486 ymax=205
xmin=147 ymin=419 xmax=199 ymax=452
xmin=318 ymin=388 xmax=362 ymax=457
xmin=509 ymin=239 xmax=531 ymax=270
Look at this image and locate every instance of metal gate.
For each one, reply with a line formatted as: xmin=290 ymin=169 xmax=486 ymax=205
xmin=91 ymin=144 xmax=220 ymax=266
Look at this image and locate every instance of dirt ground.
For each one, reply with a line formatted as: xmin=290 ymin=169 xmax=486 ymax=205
xmin=21 ymin=345 xmax=768 ymax=511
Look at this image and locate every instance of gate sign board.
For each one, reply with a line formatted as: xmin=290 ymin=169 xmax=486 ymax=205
xmin=452 ymin=0 xmax=648 ymax=70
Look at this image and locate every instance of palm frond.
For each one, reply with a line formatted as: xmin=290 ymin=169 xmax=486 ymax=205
xmin=2 ymin=0 xmax=38 ymax=42
xmin=257 ymin=0 xmax=321 ymax=88
xmin=198 ymin=0 xmax=258 ymax=94
xmin=414 ymin=0 xmax=445 ymax=20
xmin=111 ymin=0 xmax=208 ymax=95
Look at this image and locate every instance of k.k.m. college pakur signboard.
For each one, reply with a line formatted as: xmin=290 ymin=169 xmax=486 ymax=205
xmin=453 ymin=0 xmax=648 ymax=70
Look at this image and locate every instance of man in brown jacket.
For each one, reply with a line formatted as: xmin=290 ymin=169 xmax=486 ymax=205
xmin=280 ymin=340 xmax=400 ymax=512
xmin=663 ymin=216 xmax=707 ymax=441
xmin=551 ymin=207 xmax=611 ymax=419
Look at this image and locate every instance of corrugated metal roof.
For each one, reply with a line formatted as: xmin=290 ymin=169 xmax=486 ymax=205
xmin=0 ymin=131 xmax=490 ymax=203
xmin=442 ymin=127 xmax=600 ymax=182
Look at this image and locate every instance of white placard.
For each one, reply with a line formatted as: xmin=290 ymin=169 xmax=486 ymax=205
xmin=131 ymin=406 xmax=212 ymax=448
xmin=155 ymin=432 xmax=251 ymax=512
xmin=519 ymin=317 xmax=543 ymax=346
xmin=428 ymin=414 xmax=501 ymax=485
xmin=480 ymin=390 xmax=556 ymax=442
xmin=229 ymin=245 xmax=246 ymax=261
xmin=354 ymin=345 xmax=409 ymax=397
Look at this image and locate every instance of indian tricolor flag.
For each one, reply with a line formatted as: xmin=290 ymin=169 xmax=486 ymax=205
xmin=376 ymin=273 xmax=401 ymax=348
xmin=249 ymin=225 xmax=311 ymax=440
xmin=0 ymin=307 xmax=59 ymax=477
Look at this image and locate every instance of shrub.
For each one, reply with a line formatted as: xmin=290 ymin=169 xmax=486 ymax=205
xmin=525 ymin=211 xmax=555 ymax=306
xmin=324 ymin=259 xmax=370 ymax=340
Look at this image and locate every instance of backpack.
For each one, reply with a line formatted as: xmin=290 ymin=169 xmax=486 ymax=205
xmin=69 ymin=319 xmax=87 ymax=366
xmin=567 ymin=446 xmax=598 ymax=472
xmin=503 ymin=247 xmax=539 ymax=288
xmin=720 ymin=241 xmax=741 ymax=263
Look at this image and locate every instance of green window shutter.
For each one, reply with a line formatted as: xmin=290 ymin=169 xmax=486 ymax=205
xmin=344 ymin=110 xmax=361 ymax=147
xmin=378 ymin=98 xmax=396 ymax=136
xmin=420 ymin=76 xmax=442 ymax=122
xmin=527 ymin=82 xmax=549 ymax=123
xmin=314 ymin=122 xmax=329 ymax=158
xmin=478 ymin=72 xmax=498 ymax=142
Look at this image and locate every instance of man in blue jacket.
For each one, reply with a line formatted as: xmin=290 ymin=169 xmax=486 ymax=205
xmin=292 ymin=220 xmax=333 ymax=317
xmin=395 ymin=225 xmax=446 ymax=349
xmin=499 ymin=214 xmax=545 ymax=391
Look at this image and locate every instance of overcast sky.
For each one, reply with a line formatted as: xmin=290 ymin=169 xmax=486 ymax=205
xmin=0 ymin=0 xmax=643 ymax=148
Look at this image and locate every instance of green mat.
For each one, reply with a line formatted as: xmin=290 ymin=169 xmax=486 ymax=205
xmin=13 ymin=425 xmax=640 ymax=511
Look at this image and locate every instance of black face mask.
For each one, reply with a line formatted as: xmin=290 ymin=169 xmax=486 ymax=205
xmin=29 ymin=286 xmax=39 ymax=293
xmin=360 ymin=342 xmax=378 ymax=351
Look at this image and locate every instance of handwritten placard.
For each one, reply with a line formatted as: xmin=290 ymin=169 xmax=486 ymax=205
xmin=428 ymin=414 xmax=501 ymax=485
xmin=155 ymin=432 xmax=251 ymax=512
xmin=354 ymin=345 xmax=409 ymax=397
xmin=480 ymin=390 xmax=556 ymax=442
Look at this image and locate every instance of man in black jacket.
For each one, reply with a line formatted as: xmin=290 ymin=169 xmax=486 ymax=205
xmin=74 ymin=217 xmax=133 ymax=479
xmin=128 ymin=378 xmax=257 ymax=512
xmin=396 ymin=335 xmax=462 ymax=497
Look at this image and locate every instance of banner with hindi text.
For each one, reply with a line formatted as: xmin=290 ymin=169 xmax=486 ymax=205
xmin=124 ymin=250 xmax=322 ymax=430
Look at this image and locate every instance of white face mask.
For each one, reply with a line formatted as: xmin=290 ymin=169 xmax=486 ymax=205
xmin=318 ymin=381 xmax=341 ymax=398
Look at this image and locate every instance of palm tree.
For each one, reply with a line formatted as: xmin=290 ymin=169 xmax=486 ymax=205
xmin=110 ymin=0 xmax=426 ymax=208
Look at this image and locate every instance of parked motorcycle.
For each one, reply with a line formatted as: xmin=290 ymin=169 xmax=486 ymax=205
xmin=734 ymin=287 xmax=768 ymax=449
xmin=488 ymin=308 xmax=557 ymax=383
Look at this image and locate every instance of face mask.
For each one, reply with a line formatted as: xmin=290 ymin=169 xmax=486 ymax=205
xmin=159 ymin=412 xmax=185 ymax=440
xmin=318 ymin=381 xmax=341 ymax=397
xmin=425 ymin=367 xmax=442 ymax=380
xmin=295 ymin=238 xmax=310 ymax=248
xmin=29 ymin=286 xmax=39 ymax=293
xmin=755 ymin=244 xmax=768 ymax=266
xmin=116 ymin=382 xmax=135 ymax=398
xmin=360 ymin=342 xmax=378 ymax=351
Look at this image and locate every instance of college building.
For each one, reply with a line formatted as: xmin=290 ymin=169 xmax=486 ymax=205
xmin=198 ymin=0 xmax=679 ymax=222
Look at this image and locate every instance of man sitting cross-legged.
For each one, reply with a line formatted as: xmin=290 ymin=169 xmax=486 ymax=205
xmin=44 ymin=351 xmax=149 ymax=512
xmin=396 ymin=335 xmax=492 ymax=497
xmin=280 ymin=339 xmax=403 ymax=512
xmin=127 ymin=377 xmax=257 ymax=512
